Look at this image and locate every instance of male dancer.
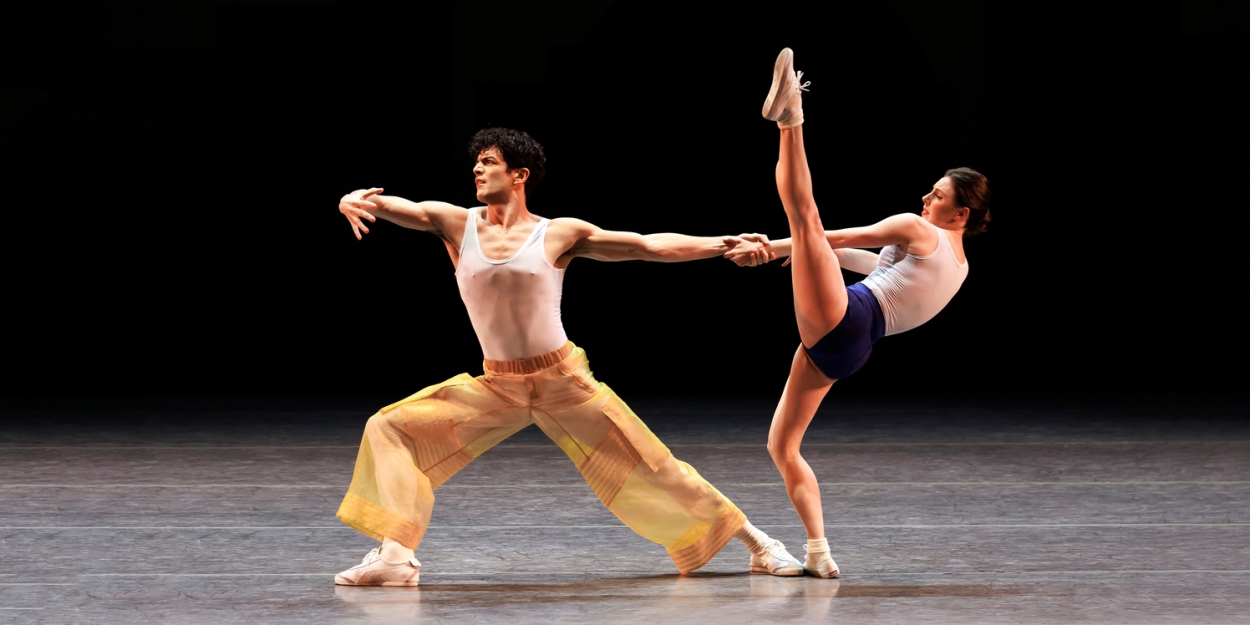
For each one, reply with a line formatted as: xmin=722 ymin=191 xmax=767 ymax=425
xmin=333 ymin=127 xmax=794 ymax=585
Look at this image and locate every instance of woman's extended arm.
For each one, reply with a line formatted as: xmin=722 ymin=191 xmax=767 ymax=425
xmin=727 ymin=236 xmax=880 ymax=273
xmin=729 ymin=213 xmax=932 ymax=269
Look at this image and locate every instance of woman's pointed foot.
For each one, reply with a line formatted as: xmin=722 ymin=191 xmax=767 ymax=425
xmin=762 ymin=47 xmax=810 ymax=128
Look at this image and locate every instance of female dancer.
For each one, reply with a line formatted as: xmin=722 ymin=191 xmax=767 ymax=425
xmin=727 ymin=48 xmax=991 ymax=578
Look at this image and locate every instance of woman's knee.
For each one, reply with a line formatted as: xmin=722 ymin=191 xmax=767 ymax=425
xmin=767 ymin=436 xmax=802 ymax=466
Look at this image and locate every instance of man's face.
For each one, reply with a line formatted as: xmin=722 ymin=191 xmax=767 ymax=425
xmin=473 ymin=148 xmax=519 ymax=203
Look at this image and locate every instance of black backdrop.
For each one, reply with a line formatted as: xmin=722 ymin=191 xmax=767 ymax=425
xmin=3 ymin=1 xmax=1248 ymax=406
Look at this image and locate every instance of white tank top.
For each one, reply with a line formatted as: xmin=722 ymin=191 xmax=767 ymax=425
xmin=860 ymin=222 xmax=968 ymax=336
xmin=454 ymin=208 xmax=569 ymax=361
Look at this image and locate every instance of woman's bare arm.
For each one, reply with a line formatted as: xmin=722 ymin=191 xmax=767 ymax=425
xmin=730 ymin=213 xmax=934 ymax=267
xmin=725 ymin=236 xmax=878 ymax=273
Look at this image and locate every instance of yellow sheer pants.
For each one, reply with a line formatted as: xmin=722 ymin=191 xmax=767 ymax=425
xmin=337 ymin=342 xmax=746 ymax=574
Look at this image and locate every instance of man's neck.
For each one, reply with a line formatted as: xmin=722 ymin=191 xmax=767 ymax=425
xmin=485 ymin=195 xmax=534 ymax=229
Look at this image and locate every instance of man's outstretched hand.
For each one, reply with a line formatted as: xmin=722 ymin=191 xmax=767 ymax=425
xmin=339 ymin=188 xmax=383 ymax=240
xmin=723 ymin=233 xmax=776 ymax=267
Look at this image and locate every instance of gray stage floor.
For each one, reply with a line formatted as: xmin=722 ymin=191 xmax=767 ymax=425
xmin=1 ymin=394 xmax=1248 ymax=624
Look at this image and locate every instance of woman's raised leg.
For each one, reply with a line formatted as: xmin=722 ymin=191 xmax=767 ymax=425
xmin=776 ymin=125 xmax=848 ymax=348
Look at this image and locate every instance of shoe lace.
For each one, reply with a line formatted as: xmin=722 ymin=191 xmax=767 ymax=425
xmin=766 ymin=540 xmax=793 ymax=560
xmin=795 ymin=71 xmax=811 ymax=92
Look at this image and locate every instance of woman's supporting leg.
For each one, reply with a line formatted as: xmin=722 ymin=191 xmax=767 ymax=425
xmin=775 ymin=126 xmax=849 ymax=347
xmin=767 ymin=345 xmax=835 ymax=539
xmin=769 ymin=345 xmax=842 ymax=577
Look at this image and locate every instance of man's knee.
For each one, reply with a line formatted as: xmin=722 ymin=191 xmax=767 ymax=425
xmin=365 ymin=411 xmax=407 ymax=440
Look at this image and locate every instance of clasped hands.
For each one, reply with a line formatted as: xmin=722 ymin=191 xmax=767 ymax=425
xmin=722 ymin=233 xmax=780 ymax=267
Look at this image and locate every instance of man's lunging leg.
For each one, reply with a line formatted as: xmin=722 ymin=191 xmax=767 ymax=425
xmin=533 ymin=347 xmax=804 ymax=575
xmin=335 ymin=373 xmax=531 ymax=586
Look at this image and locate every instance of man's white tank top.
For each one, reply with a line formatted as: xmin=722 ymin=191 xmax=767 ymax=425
xmin=454 ymin=208 xmax=569 ymax=361
xmin=860 ymin=222 xmax=969 ymax=336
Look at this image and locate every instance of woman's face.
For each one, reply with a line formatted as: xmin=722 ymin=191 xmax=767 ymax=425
xmin=920 ymin=177 xmax=967 ymax=228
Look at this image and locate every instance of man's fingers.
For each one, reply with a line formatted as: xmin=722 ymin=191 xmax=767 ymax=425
xmin=360 ymin=187 xmax=384 ymax=199
xmin=781 ymin=257 xmax=792 ymax=267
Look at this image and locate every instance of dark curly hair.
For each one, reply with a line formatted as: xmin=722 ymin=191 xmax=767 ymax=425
xmin=944 ymin=167 xmax=991 ymax=236
xmin=467 ymin=127 xmax=547 ymax=193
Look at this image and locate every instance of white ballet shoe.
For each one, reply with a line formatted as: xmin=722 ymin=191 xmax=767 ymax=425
xmin=334 ymin=547 xmax=422 ymax=586
xmin=750 ymin=539 xmax=805 ymax=576
xmin=761 ymin=47 xmax=810 ymax=128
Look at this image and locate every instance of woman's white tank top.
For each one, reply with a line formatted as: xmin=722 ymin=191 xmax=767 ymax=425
xmin=860 ymin=222 xmax=969 ymax=336
xmin=454 ymin=208 xmax=569 ymax=361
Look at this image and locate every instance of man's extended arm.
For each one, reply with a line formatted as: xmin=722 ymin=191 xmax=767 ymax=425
xmin=554 ymin=218 xmax=759 ymax=264
xmin=338 ymin=188 xmax=464 ymax=241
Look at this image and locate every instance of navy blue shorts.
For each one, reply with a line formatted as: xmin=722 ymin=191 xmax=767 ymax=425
xmin=803 ymin=282 xmax=886 ymax=380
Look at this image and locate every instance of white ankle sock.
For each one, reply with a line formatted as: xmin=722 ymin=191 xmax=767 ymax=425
xmin=806 ymin=537 xmax=830 ymax=557
xmin=735 ymin=521 xmax=772 ymax=554
xmin=776 ymin=92 xmax=804 ymax=129
xmin=380 ymin=538 xmax=415 ymax=565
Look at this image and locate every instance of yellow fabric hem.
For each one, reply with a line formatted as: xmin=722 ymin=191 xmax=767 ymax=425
xmin=667 ymin=507 xmax=747 ymax=574
xmin=337 ymin=493 xmax=426 ymax=549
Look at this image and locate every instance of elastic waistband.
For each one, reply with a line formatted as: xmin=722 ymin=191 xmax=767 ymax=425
xmin=484 ymin=341 xmax=575 ymax=375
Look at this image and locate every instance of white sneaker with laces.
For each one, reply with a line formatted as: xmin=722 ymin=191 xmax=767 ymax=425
xmin=750 ymin=539 xmax=805 ymax=576
xmin=804 ymin=543 xmax=840 ymax=579
xmin=334 ymin=547 xmax=422 ymax=586
xmin=761 ymin=47 xmax=811 ymax=128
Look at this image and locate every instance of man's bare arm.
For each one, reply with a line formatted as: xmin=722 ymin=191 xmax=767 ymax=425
xmin=339 ymin=188 xmax=466 ymax=241
xmin=553 ymin=218 xmax=751 ymax=264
